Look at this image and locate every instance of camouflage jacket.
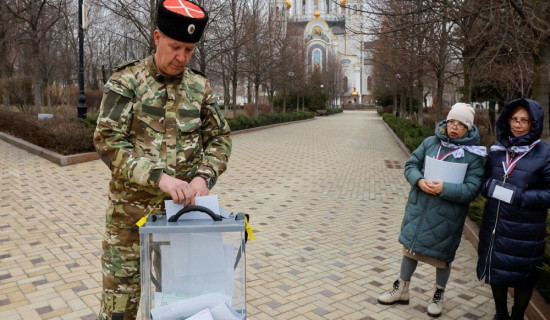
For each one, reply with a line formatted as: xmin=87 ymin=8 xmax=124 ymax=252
xmin=94 ymin=55 xmax=232 ymax=221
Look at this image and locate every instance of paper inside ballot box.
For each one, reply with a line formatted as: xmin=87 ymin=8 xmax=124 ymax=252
xmin=160 ymin=241 xmax=234 ymax=295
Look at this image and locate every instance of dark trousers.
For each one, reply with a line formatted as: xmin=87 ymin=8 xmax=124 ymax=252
xmin=491 ymin=284 xmax=534 ymax=319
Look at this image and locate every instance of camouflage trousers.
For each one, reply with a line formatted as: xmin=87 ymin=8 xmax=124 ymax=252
xmin=97 ymin=204 xmax=143 ymax=320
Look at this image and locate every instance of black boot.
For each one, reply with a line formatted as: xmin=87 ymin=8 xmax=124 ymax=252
xmin=509 ymin=306 xmax=524 ymax=320
xmin=492 ymin=312 xmax=510 ymax=320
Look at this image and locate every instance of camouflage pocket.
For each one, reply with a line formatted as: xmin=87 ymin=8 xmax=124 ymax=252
xmin=134 ymin=107 xmax=165 ymax=158
xmin=204 ymin=104 xmax=223 ymax=127
xmin=177 ymin=108 xmax=201 ymax=132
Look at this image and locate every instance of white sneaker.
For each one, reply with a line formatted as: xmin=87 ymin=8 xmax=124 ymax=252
xmin=378 ymin=279 xmax=410 ymax=305
xmin=427 ymin=284 xmax=445 ymax=317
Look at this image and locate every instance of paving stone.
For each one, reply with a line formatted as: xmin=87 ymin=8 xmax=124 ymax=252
xmin=0 ymin=111 xmax=520 ymax=319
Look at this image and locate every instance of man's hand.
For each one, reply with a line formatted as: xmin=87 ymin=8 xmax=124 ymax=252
xmin=158 ymin=173 xmax=210 ymax=206
xmin=190 ymin=176 xmax=210 ymax=197
xmin=159 ymin=173 xmax=195 ymax=206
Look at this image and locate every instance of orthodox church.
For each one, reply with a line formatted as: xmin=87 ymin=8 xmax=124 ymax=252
xmin=271 ymin=0 xmax=373 ymax=105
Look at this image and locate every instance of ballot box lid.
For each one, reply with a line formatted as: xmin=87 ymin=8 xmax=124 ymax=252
xmin=139 ymin=208 xmax=246 ymax=234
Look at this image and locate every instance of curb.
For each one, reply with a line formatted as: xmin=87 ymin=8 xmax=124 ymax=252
xmin=380 ymin=117 xmax=412 ymax=158
xmin=379 ymin=114 xmax=549 ymax=320
xmin=0 ymin=132 xmax=99 ymax=166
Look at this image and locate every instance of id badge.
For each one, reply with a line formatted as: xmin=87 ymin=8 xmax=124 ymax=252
xmin=487 ymin=178 xmax=518 ymax=204
xmin=492 ymin=185 xmax=514 ymax=203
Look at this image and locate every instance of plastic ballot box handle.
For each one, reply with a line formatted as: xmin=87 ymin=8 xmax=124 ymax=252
xmin=168 ymin=205 xmax=223 ymax=222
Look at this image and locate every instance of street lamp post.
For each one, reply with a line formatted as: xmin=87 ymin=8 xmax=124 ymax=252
xmin=77 ymin=0 xmax=87 ymax=119
xmin=320 ymin=84 xmax=325 ymax=109
xmin=394 ymin=73 xmax=401 ymax=117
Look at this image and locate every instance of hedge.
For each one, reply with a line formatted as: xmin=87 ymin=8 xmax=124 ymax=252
xmin=226 ymin=111 xmax=315 ymax=131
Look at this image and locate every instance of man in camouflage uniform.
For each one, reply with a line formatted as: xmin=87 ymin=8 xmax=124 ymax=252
xmin=93 ymin=1 xmax=231 ymax=319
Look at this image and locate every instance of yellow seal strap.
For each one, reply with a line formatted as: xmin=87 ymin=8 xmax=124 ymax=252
xmin=244 ymin=215 xmax=255 ymax=241
xmin=136 ymin=199 xmax=162 ymax=227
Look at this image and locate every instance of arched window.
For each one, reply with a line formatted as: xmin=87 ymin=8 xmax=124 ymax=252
xmin=326 ymin=0 xmax=330 ymax=13
xmin=343 ymin=76 xmax=349 ymax=92
xmin=302 ymin=0 xmax=306 ymax=14
xmin=313 ymin=49 xmax=322 ymax=70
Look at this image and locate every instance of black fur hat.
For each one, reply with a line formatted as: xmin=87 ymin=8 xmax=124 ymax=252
xmin=157 ymin=0 xmax=209 ymax=43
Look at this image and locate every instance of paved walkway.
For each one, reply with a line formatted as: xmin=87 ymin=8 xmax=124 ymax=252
xmin=0 ymin=111 xmax=509 ymax=319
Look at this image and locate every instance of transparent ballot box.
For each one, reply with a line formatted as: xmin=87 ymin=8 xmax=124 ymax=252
xmin=139 ymin=206 xmax=247 ymax=320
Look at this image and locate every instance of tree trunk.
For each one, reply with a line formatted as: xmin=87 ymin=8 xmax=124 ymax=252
xmin=462 ymin=58 xmax=472 ymax=103
xmin=32 ymin=37 xmax=42 ymax=114
xmin=224 ymin=84 xmax=230 ymax=114
xmin=232 ymin=70 xmax=238 ymax=118
xmin=417 ymin=83 xmax=424 ymax=126
xmin=254 ymin=81 xmax=259 ymax=118
xmin=102 ymin=65 xmax=107 ymax=85
xmin=400 ymin=91 xmax=405 ymax=118
xmin=283 ymin=91 xmax=286 ymax=113
xmin=489 ymin=100 xmax=496 ymax=134
xmin=393 ymin=86 xmax=397 ymax=116
xmin=531 ymin=39 xmax=550 ymax=140
xmin=435 ymin=68 xmax=445 ymax=122
xmin=269 ymin=89 xmax=274 ymax=113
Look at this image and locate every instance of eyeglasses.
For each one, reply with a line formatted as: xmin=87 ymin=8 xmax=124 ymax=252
xmin=509 ymin=117 xmax=530 ymax=126
xmin=446 ymin=120 xmax=466 ymax=130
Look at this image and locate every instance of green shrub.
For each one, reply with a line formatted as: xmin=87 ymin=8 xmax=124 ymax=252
xmin=227 ymin=111 xmax=315 ymax=131
xmin=382 ymin=113 xmax=432 ymax=152
xmin=326 ymin=108 xmax=343 ymax=115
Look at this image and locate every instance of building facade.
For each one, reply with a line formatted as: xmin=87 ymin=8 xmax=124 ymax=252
xmin=271 ymin=0 xmax=373 ymax=105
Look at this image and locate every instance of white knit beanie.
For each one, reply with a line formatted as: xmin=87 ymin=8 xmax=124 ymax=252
xmin=447 ymin=103 xmax=475 ymax=130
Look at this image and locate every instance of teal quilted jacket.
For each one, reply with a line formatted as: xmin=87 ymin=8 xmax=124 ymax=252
xmin=398 ymin=121 xmax=485 ymax=262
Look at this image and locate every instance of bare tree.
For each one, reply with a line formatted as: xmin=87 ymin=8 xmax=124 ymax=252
xmin=90 ymin=0 xmax=157 ymax=53
xmin=325 ymin=50 xmax=344 ymax=108
xmin=504 ymin=0 xmax=550 ymax=137
xmin=273 ymin=23 xmax=308 ymax=113
xmin=241 ymin=0 xmax=287 ymax=117
xmin=2 ymin=0 xmax=68 ymax=114
xmin=0 ymin=0 xmax=15 ymax=110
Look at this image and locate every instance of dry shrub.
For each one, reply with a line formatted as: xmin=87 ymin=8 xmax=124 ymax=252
xmin=474 ymin=109 xmax=496 ymax=147
xmin=0 ymin=110 xmax=94 ymax=155
xmin=244 ymin=103 xmax=271 ymax=117
xmin=85 ymin=89 xmax=103 ymax=112
xmin=1 ymin=75 xmax=33 ymax=113
xmin=418 ymin=107 xmax=495 ymax=147
xmin=48 ymin=85 xmax=103 ymax=113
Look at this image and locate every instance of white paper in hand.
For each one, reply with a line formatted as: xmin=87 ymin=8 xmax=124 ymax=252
xmin=424 ymin=156 xmax=468 ymax=184
xmin=165 ymin=195 xmax=220 ymax=220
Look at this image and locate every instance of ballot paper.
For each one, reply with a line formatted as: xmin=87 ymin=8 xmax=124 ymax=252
xmin=165 ymin=194 xmax=221 ymax=220
xmin=160 ymin=243 xmax=234 ymax=295
xmin=424 ymin=156 xmax=468 ymax=184
xmin=151 ymin=292 xmax=243 ymax=320
xmin=154 ymin=195 xmax=223 ymax=242
xmin=187 ymin=308 xmax=214 ymax=320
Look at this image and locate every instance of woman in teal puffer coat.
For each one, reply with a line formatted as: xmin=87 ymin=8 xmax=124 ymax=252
xmin=378 ymin=103 xmax=486 ymax=318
